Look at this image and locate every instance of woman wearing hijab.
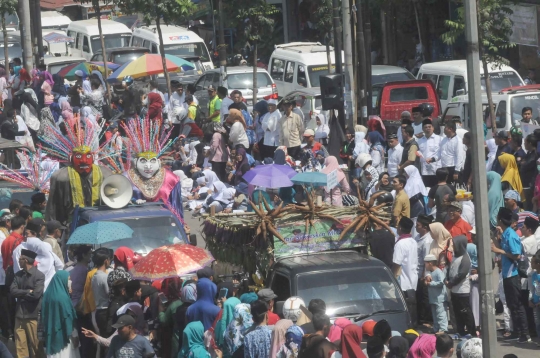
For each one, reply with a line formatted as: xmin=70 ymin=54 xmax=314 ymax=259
xmin=214 ymin=297 xmax=241 ymax=356
xmin=387 ymin=336 xmax=409 ymax=358
xmin=367 ymin=131 xmax=386 ymax=174
xmin=486 ymin=138 xmax=497 ymax=171
xmin=362 ymin=164 xmax=380 ymax=200
xmin=487 ymin=171 xmax=505 ymax=229
xmin=175 ymin=282 xmax=197 ymax=351
xmin=107 ymin=247 xmax=133 ymax=289
xmin=277 ymin=325 xmax=304 ymax=358
xmin=209 ymin=122 xmax=229 ymax=182
xmin=270 ymin=320 xmax=294 ymax=358
xmin=403 ymin=166 xmax=428 ymax=218
xmin=406 ymin=334 xmax=436 ymax=358
xmin=252 ymin=189 xmax=274 ymax=211
xmin=41 ymin=70 xmax=54 ymax=86
xmin=234 ymin=147 xmax=250 ymax=186
xmin=41 ymin=80 xmax=54 ymax=106
xmin=274 ymin=146 xmax=294 ymax=167
xmin=60 ymin=101 xmax=73 ymax=122
xmin=498 ymin=152 xmax=524 ymax=198
xmin=322 ymin=156 xmax=350 ymax=206
xmin=327 ymin=318 xmax=353 ymax=343
xmin=12 ymin=67 xmax=31 ymax=109
xmin=329 ymin=324 xmax=365 ymax=358
xmin=179 ymin=321 xmax=216 ymax=358
xmin=367 ymin=116 xmax=386 ymax=137
xmin=42 ymin=271 xmax=80 ymax=358
xmin=227 ymin=108 xmax=249 ymax=150
xmin=52 ymin=74 xmax=67 ymax=97
xmin=314 ymin=114 xmax=330 ymax=145
xmin=278 ymin=187 xmax=296 ymax=206
xmin=428 ymin=222 xmax=454 ymax=269
xmin=373 ymin=172 xmax=394 ymax=193
xmin=224 ymin=303 xmax=253 ymax=357
xmin=159 ymin=278 xmax=184 ymax=358
xmin=174 ymin=170 xmax=195 ymax=201
xmin=198 ymin=181 xmax=228 ymax=214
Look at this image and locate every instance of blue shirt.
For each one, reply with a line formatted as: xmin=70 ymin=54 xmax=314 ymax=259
xmin=244 ymin=326 xmax=272 ymax=358
xmin=500 ymin=227 xmax=521 ymax=279
xmin=531 ymin=272 xmax=540 ymax=304
xmin=467 ymin=243 xmax=478 ymax=269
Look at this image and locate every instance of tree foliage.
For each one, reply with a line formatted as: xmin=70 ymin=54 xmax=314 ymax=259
xmin=0 ymin=0 xmax=18 ymax=66
xmin=234 ymin=0 xmax=276 ymax=44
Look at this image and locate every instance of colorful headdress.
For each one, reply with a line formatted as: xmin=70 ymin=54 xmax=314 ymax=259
xmin=122 ymin=116 xmax=176 ymax=161
xmin=0 ymin=148 xmax=56 ymax=192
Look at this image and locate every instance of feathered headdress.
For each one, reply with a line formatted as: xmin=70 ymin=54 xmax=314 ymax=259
xmin=0 ymin=148 xmax=56 ymax=192
xmin=121 ymin=116 xmax=176 ymax=160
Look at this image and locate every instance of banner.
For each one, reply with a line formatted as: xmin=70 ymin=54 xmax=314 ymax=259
xmin=273 ymin=214 xmax=365 ymax=258
xmin=509 ymin=5 xmax=538 ymax=47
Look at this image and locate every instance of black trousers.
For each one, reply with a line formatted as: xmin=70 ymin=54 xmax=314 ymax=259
xmin=77 ymin=312 xmax=97 ymax=358
xmin=404 ymin=289 xmax=418 ymax=328
xmin=0 ymin=285 xmax=12 ymax=338
xmin=170 ymin=123 xmax=182 ymax=140
xmin=95 ymin=308 xmax=110 ymax=357
xmin=416 ymin=279 xmax=433 ymax=323
xmin=521 ymin=289 xmax=537 ymax=337
xmin=211 ymin=161 xmax=227 ymax=183
xmin=288 ymin=146 xmax=302 ymax=161
xmin=422 ymin=175 xmax=437 ymax=188
xmin=5 ymin=266 xmax=16 ymax=334
xmin=503 ymin=275 xmax=528 ymax=336
xmin=451 ymin=293 xmax=476 ymax=336
xmin=261 ymin=144 xmax=277 ymax=161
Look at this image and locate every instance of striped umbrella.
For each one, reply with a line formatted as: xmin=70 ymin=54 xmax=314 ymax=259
xmin=57 ymin=61 xmax=120 ymax=81
xmin=106 ymin=54 xmax=195 ymax=83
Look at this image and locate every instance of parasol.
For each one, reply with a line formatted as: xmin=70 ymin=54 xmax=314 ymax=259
xmin=106 ymin=54 xmax=195 ymax=83
xmin=67 ymin=221 xmax=133 ymax=245
xmin=242 ymin=164 xmax=296 ymax=188
xmin=290 ymin=171 xmax=328 ymax=186
xmin=130 ymin=244 xmax=214 ymax=280
xmin=57 ymin=62 xmax=120 ymax=81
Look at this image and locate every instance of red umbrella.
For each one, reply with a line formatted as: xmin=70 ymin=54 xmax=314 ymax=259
xmin=130 ymin=244 xmax=214 ymax=280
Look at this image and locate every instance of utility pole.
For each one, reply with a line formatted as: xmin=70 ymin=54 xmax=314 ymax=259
xmin=464 ymin=0 xmax=497 ymax=356
xmin=342 ymin=0 xmax=356 ymax=129
xmin=332 ymin=0 xmax=344 ymax=129
xmin=354 ymin=0 xmax=367 ymax=124
xmin=363 ymin=0 xmax=372 ymax=116
xmin=380 ymin=9 xmax=388 ymax=65
xmin=20 ymin=0 xmax=34 ymax=72
xmin=218 ymin=0 xmax=227 ymax=86
xmin=34 ymin=0 xmax=43 ymax=63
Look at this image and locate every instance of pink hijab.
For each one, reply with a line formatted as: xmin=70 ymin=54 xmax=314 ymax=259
xmin=327 ymin=318 xmax=353 ymax=342
xmin=270 ymin=319 xmax=293 ymax=358
xmin=61 ymin=101 xmax=73 ymax=120
xmin=322 ymin=156 xmax=345 ymax=182
xmin=407 ymin=334 xmax=436 ymax=358
xmin=41 ymin=81 xmax=54 ymax=105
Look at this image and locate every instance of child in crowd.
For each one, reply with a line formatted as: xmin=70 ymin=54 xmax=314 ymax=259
xmin=435 ymin=333 xmax=454 ymax=358
xmin=425 ymin=254 xmax=448 ymax=333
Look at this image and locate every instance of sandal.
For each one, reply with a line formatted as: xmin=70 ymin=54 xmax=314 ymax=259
xmin=503 ymin=331 xmax=513 ymax=338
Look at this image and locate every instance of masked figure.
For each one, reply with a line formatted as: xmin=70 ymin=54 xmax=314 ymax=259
xmin=40 ymin=116 xmax=112 ymax=224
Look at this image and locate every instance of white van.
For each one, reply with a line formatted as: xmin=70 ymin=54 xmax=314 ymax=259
xmin=442 ymin=86 xmax=540 ymax=139
xmin=130 ymin=25 xmax=213 ymax=70
xmin=41 ymin=11 xmax=71 ymax=31
xmin=67 ymin=19 xmax=132 ymax=60
xmin=417 ymin=60 xmax=524 ymax=111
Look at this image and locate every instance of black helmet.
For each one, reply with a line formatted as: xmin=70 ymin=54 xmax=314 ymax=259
xmin=374 ymin=191 xmax=394 ymax=205
xmin=418 ymin=103 xmax=434 ymax=117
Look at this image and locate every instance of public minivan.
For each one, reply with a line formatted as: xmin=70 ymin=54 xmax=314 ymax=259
xmin=67 ymin=19 xmax=132 ymax=60
xmin=130 ymin=25 xmax=213 ymax=70
xmin=417 ymin=60 xmax=524 ymax=111
xmin=41 ymin=11 xmax=71 ymax=31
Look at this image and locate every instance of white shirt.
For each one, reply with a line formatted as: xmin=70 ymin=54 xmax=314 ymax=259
xmin=417 ymin=134 xmax=442 ymax=176
xmin=13 ymin=237 xmax=64 ymax=289
xmin=370 ymin=148 xmax=384 ymax=174
xmin=521 ymin=234 xmax=538 ymax=289
xmin=229 ymin=122 xmax=249 ymax=148
xmin=412 ymin=122 xmax=424 ymax=137
xmin=387 ymin=144 xmax=404 ymax=177
xmin=220 ymin=97 xmax=234 ymax=123
xmin=435 ymin=134 xmax=465 ymax=171
xmin=393 ymin=236 xmax=419 ymax=291
xmin=415 ymin=232 xmax=433 ymax=276
xmin=461 ymin=200 xmax=475 ymax=227
xmin=456 ymin=127 xmax=468 ymax=141
xmin=315 ymin=123 xmax=330 ymax=142
xmin=169 ymin=91 xmax=185 ymax=124
xmin=292 ymin=107 xmax=305 ymax=125
xmin=261 ymin=110 xmax=281 ymax=146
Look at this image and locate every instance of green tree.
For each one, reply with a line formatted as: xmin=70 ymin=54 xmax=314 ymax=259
xmin=312 ymin=0 xmax=336 ymax=72
xmin=235 ymin=0 xmax=275 ymax=101
xmin=442 ymin=0 xmax=515 ymax=133
xmin=115 ymin=0 xmax=195 ymax=98
xmin=0 ymin=0 xmax=18 ymax=70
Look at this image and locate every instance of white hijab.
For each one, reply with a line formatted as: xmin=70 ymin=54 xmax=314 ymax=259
xmin=204 ymin=170 xmax=220 ymax=187
xmin=354 ymin=132 xmax=370 ymax=156
xmin=173 ymin=170 xmax=193 ymax=194
xmin=404 ymin=165 xmax=428 ymax=197
xmin=211 ymin=181 xmax=230 ymax=203
xmin=486 ymin=138 xmax=497 ymax=171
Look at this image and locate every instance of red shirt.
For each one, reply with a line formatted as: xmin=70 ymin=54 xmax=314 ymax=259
xmin=1 ymin=232 xmax=24 ymax=270
xmin=444 ymin=218 xmax=472 ymax=243
xmin=267 ymin=310 xmax=280 ymax=325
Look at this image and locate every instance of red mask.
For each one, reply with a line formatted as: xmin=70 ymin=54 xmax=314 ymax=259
xmin=72 ymin=152 xmax=93 ymax=175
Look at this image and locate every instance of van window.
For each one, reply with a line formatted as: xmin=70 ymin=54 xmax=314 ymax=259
xmin=271 ymin=58 xmax=285 ymax=81
xmin=495 ymin=101 xmax=507 ymax=129
xmin=131 ymin=36 xmax=144 ymax=47
xmin=437 ymin=75 xmax=451 ymax=100
xmin=83 ymin=36 xmax=90 ymax=52
xmin=151 ymin=43 xmax=158 ymax=54
xmin=389 ymin=87 xmax=429 ymax=102
xmin=271 ymin=273 xmax=291 ymax=302
xmin=453 ymin=76 xmax=466 ymax=97
xmin=421 ymin=73 xmax=438 ymax=86
xmin=481 ymin=72 xmax=523 ymax=92
xmin=195 ymin=74 xmax=207 ymax=91
xmin=90 ymin=33 xmax=131 ymax=53
xmin=163 ymin=43 xmax=211 ymax=62
xmin=284 ymin=61 xmax=295 ymax=83
xmin=297 ymin=65 xmax=307 ymax=87
xmin=76 ymin=33 xmax=84 ymax=49
xmin=308 ymin=65 xmax=335 ymax=87
xmin=67 ymin=30 xmax=77 ymax=48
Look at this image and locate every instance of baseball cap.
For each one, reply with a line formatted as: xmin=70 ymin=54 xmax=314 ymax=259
xmin=449 ymin=201 xmax=463 ymax=211
xmin=362 ymin=320 xmax=377 ymax=336
xmin=496 ymin=130 xmax=509 ymax=139
xmin=46 ymin=220 xmax=66 ymax=232
xmin=257 ymin=288 xmax=278 ymax=302
xmin=303 ymin=129 xmax=315 ymax=137
xmin=111 ymin=314 xmax=136 ymax=329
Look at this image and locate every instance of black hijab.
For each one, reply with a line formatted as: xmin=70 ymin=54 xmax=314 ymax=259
xmin=52 ymin=74 xmax=67 ymax=96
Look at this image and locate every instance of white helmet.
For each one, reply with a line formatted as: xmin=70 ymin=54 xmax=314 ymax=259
xmin=355 ymin=153 xmax=372 ymax=168
xmin=282 ymin=296 xmax=305 ymax=322
xmin=173 ymin=106 xmax=187 ymax=121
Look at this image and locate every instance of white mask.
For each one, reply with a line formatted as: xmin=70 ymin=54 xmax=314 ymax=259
xmin=136 ymin=157 xmax=161 ymax=179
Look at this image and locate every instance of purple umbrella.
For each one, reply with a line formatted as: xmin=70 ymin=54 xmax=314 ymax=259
xmin=242 ymin=164 xmax=296 ymax=188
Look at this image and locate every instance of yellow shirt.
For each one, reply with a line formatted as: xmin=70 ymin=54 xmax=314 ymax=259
xmin=393 ymin=190 xmax=410 ymax=221
xmin=188 ymin=104 xmax=197 ymax=120
xmin=82 ymin=268 xmax=97 ymax=314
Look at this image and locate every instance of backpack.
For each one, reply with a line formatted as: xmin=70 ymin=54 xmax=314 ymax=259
xmin=191 ymin=104 xmax=203 ymax=128
xmin=517 ymin=243 xmax=530 ymax=279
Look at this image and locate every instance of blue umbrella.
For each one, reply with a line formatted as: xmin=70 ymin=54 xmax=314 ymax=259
xmin=67 ymin=221 xmax=133 ymax=245
xmin=291 ymin=172 xmax=328 ymax=186
xmin=243 ymin=164 xmax=296 ymax=188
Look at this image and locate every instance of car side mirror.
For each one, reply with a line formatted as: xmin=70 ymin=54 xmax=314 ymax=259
xmin=456 ymin=89 xmax=466 ymax=96
xmin=189 ymin=234 xmax=197 ymax=246
xmin=83 ymin=45 xmax=90 ymax=52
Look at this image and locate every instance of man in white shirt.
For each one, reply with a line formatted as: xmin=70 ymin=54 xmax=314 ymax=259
xmin=397 ymin=111 xmax=412 ymax=144
xmin=427 ymin=121 xmax=465 ymax=185
xmin=261 ymin=99 xmax=281 ymax=159
xmin=417 ymin=119 xmax=441 ymax=188
xmin=169 ymin=82 xmax=185 ymax=138
xmin=393 ymin=216 xmax=419 ymax=325
xmin=387 ymin=133 xmax=403 ymax=178
xmin=12 ymin=219 xmax=63 ymax=290
xmin=453 ymin=117 xmax=468 ymax=141
xmin=218 ymin=86 xmax=234 ymax=123
xmin=411 ymin=106 xmax=424 ymax=138
xmin=521 ymin=217 xmax=539 ymax=312
xmin=415 ymin=214 xmax=434 ymax=324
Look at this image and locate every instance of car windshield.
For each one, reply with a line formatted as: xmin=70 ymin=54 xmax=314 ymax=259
xmin=226 ymin=73 xmax=273 ymax=89
xmin=481 ymin=71 xmax=523 ymax=92
xmin=510 ymin=94 xmax=540 ymax=126
xmin=112 ymin=51 xmax=147 ymax=65
xmin=297 ymin=267 xmax=406 ymax=317
xmin=164 ymin=43 xmax=210 ymax=62
xmin=98 ymin=216 xmax=186 ymax=254
xmin=308 ymin=65 xmax=335 ymax=87
xmin=91 ymin=33 xmax=131 ymax=53
xmin=372 ymin=72 xmax=415 ymax=85
xmin=48 ymin=61 xmax=82 ymax=75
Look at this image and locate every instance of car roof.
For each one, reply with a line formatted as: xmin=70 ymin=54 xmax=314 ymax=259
xmin=274 ymin=250 xmax=384 ymax=275
xmin=79 ymin=204 xmax=177 ymax=222
xmin=271 ymin=42 xmax=342 ymax=66
xmin=419 ymin=60 xmax=517 ymax=74
xmin=67 ymin=19 xmax=131 ymax=36
xmin=43 ymin=56 xmax=86 ymax=64
xmin=205 ymin=67 xmax=270 ymax=75
xmin=372 ymin=65 xmax=410 ymax=75
xmin=93 ymin=47 xmax=148 ymax=55
xmin=134 ymin=25 xmax=204 ymax=42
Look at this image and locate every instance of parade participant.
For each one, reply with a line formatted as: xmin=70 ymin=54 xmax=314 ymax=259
xmin=397 ymin=112 xmax=412 ymax=144
xmin=43 ymin=220 xmax=65 ymax=262
xmin=387 ymin=133 xmax=403 ymax=179
xmin=314 ymin=114 xmax=330 ymax=145
xmin=322 ymin=156 xmax=350 ymax=207
xmin=392 ymin=175 xmax=410 ymax=225
xmin=403 ymin=166 xmax=427 ymax=219
xmin=279 ymin=100 xmax=304 ymax=160
xmin=207 ymin=85 xmax=222 ymax=123
xmin=186 ymin=278 xmax=220 ymax=331
xmin=444 ymin=201 xmax=472 ymax=242
xmin=427 ymin=121 xmax=464 ymax=185
xmin=520 ymin=217 xmax=539 ymax=338
xmin=417 ymin=119 xmax=441 ymax=188
xmin=367 ymin=131 xmax=386 ymax=174
xmin=298 ymin=313 xmax=334 ymax=358
xmin=41 ymin=116 xmax=113 ymax=224
xmin=261 ymin=99 xmax=281 ymax=160
xmin=227 ymin=108 xmax=249 ymax=149
xmin=411 ymin=106 xmax=424 ymax=138
xmin=107 ymin=314 xmax=157 ymax=358
xmin=415 ymin=215 xmax=433 ymax=324
xmin=303 ymin=129 xmax=328 ymax=157
xmin=486 ymin=138 xmax=498 ymax=172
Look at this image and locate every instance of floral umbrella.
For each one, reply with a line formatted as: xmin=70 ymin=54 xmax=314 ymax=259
xmin=130 ymin=244 xmax=214 ymax=280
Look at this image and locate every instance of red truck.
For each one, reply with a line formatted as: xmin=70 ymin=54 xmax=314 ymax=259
xmin=374 ymin=79 xmax=441 ymax=132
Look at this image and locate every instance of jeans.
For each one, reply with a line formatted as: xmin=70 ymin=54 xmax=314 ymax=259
xmin=431 ymin=302 xmax=448 ymax=332
xmin=503 ymin=275 xmax=528 ymax=336
xmin=451 ymin=293 xmax=476 ymax=336
xmin=533 ymin=305 xmax=540 ymax=339
xmin=521 ymin=289 xmax=538 ymax=337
